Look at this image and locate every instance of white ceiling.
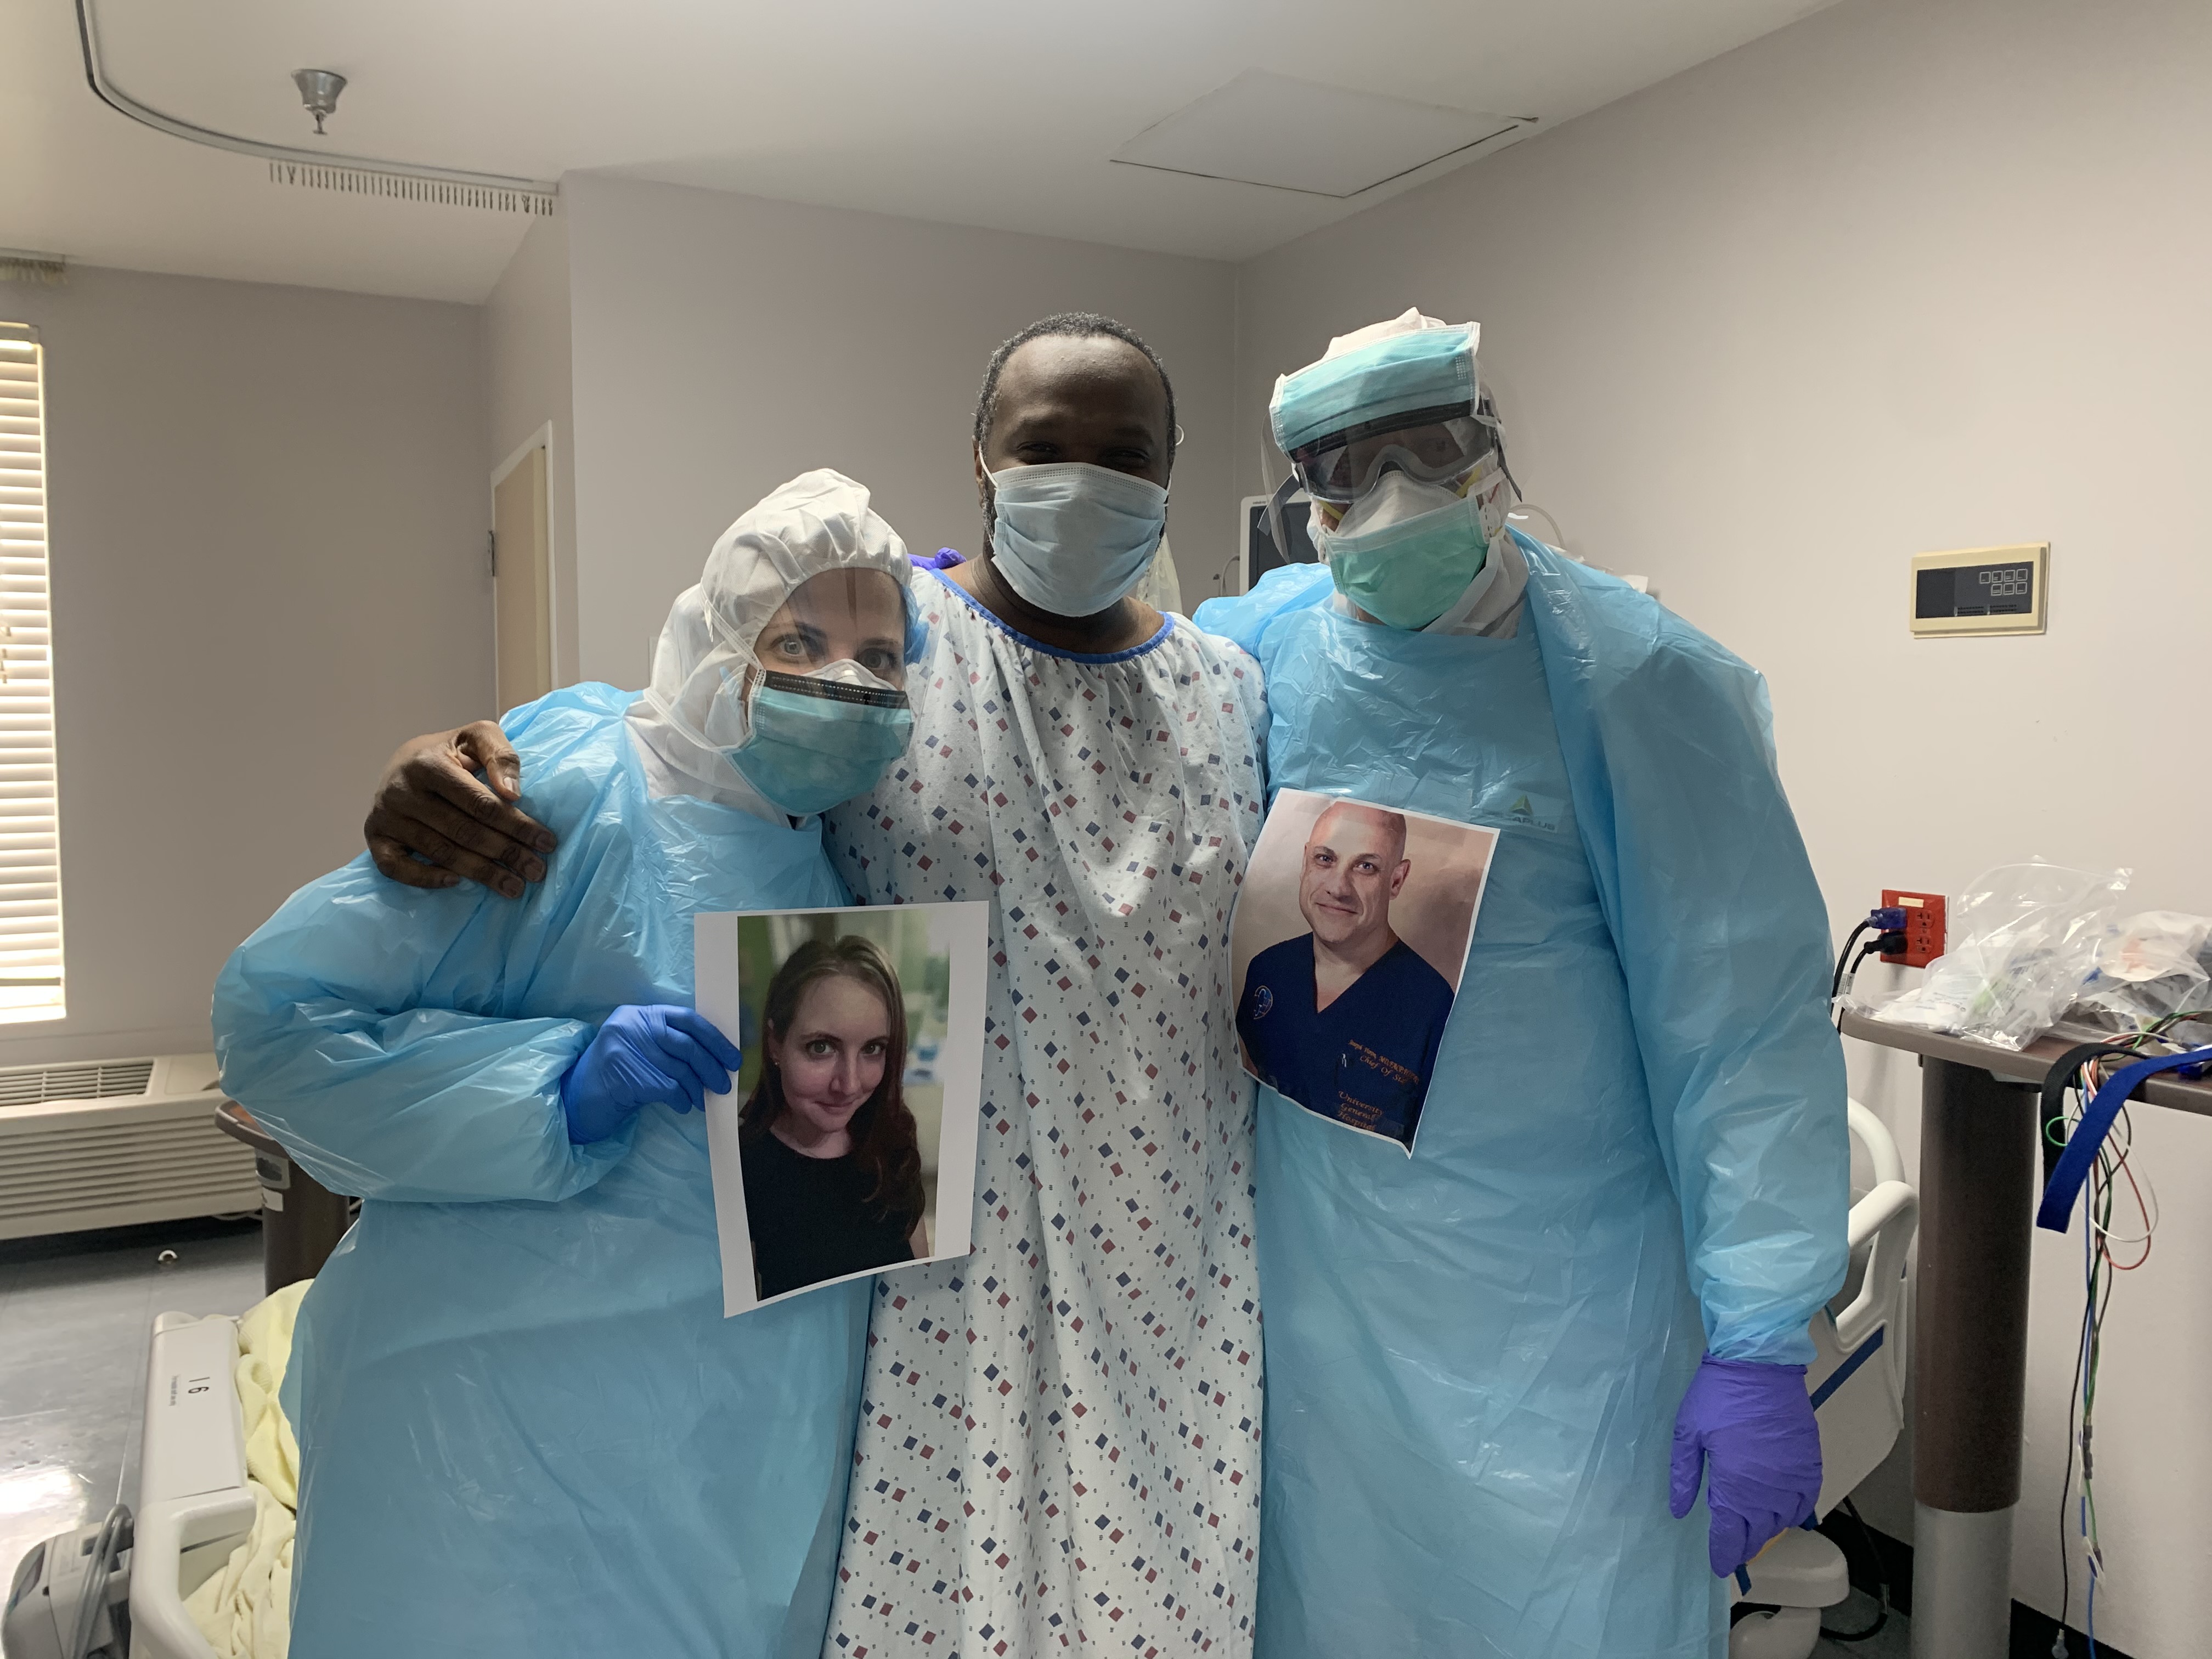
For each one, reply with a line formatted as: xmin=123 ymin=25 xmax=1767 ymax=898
xmin=1 ymin=0 xmax=1838 ymax=304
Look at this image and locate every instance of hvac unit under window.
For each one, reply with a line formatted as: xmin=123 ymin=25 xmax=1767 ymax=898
xmin=0 ymin=1054 xmax=260 ymax=1240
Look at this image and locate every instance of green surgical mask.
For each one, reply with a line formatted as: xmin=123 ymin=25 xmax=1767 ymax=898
xmin=1316 ymin=487 xmax=1495 ymax=631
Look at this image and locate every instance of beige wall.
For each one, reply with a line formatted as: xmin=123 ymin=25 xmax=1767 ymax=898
xmin=1231 ymin=0 xmax=2212 ymax=1649
xmin=563 ymin=176 xmax=1238 ymax=687
xmin=0 ymin=266 xmax=489 ymax=1065
xmin=486 ymin=211 xmax=579 ymax=687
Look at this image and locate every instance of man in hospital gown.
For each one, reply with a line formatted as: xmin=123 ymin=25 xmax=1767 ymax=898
xmin=814 ymin=315 xmax=1264 ymax=1657
xmin=356 ymin=315 xmax=1265 ymax=1659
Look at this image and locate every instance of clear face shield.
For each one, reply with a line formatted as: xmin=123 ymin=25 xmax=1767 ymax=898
xmin=749 ymin=567 xmax=912 ymax=690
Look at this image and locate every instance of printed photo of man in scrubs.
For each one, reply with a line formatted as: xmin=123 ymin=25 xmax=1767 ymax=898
xmin=1233 ymin=793 xmax=1494 ymax=1151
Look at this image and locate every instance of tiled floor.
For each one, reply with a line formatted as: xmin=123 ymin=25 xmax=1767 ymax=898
xmin=0 ymin=1217 xmax=266 ymax=1583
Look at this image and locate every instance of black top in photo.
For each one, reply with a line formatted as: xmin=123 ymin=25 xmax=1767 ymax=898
xmin=742 ymin=1131 xmax=918 ymax=1299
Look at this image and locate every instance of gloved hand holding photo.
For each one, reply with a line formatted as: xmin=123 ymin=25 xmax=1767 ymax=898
xmin=1668 ymin=1355 xmax=1824 ymax=1577
xmin=560 ymin=1005 xmax=743 ymax=1143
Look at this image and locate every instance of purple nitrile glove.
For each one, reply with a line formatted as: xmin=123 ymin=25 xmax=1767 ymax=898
xmin=558 ymin=1005 xmax=742 ymax=1144
xmin=1668 ymin=1356 xmax=1822 ymax=1578
xmin=911 ymin=548 xmax=965 ymax=571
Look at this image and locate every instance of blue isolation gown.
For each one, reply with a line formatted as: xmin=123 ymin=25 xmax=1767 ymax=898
xmin=211 ymin=684 xmax=867 ymax=1659
xmin=1194 ymin=538 xmax=1848 ymax=1659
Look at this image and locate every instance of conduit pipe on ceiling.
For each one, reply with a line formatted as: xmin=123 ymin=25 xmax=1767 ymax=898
xmin=75 ymin=0 xmax=558 ymax=215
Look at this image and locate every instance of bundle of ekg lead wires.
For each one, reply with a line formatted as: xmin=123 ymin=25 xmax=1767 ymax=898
xmin=2041 ymin=1010 xmax=2211 ymax=1657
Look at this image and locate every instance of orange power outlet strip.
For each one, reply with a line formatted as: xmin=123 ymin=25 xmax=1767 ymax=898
xmin=1882 ymin=890 xmax=1946 ymax=967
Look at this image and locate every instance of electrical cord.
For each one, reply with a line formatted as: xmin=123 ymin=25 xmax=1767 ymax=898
xmin=1830 ymin=920 xmax=1876 ymax=1029
xmin=1831 ymin=911 xmax=1908 ymax=1029
xmin=1830 ymin=920 xmax=1875 ymax=1005
xmin=1846 ymin=937 xmax=1894 ymax=990
xmin=1831 ymin=924 xmax=1867 ymax=1000
xmin=66 ymin=1503 xmax=131 ymax=1659
xmin=2039 ymin=1018 xmax=2207 ymax=1658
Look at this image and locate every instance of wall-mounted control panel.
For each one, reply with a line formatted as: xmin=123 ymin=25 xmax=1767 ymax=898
xmin=1910 ymin=543 xmax=2048 ymax=637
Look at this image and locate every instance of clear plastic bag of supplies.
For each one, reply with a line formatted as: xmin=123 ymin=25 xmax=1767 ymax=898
xmin=1871 ymin=860 xmax=2131 ymax=1050
xmin=2069 ymin=910 xmax=2212 ymax=1028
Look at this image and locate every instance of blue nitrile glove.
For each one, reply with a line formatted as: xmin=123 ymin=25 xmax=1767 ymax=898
xmin=911 ymin=548 xmax=965 ymax=571
xmin=558 ymin=1005 xmax=742 ymax=1144
xmin=1668 ymin=1356 xmax=1822 ymax=1577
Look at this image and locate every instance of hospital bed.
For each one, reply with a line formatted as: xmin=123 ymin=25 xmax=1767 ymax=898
xmin=128 ymin=1311 xmax=261 ymax=1659
xmin=4 ymin=1311 xmax=275 ymax=1659
xmin=1729 ymin=1100 xmax=1921 ymax=1658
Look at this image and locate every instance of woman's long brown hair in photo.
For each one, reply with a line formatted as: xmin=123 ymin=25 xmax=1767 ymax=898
xmin=740 ymin=934 xmax=925 ymax=1226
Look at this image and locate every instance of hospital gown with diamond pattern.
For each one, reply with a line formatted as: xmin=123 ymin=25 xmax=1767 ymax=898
xmin=818 ymin=569 xmax=1267 ymax=1658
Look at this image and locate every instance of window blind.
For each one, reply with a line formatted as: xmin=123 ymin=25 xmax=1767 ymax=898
xmin=0 ymin=324 xmax=64 ymax=1022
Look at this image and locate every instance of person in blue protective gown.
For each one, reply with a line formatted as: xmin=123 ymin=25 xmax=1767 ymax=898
xmin=1237 ymin=798 xmax=1455 ymax=1147
xmin=323 ymin=317 xmax=1270 ymax=1658
xmin=1195 ymin=313 xmax=1848 ymax=1659
xmin=211 ymin=470 xmax=921 ymax=1659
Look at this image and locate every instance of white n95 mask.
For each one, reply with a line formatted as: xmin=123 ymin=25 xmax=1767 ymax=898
xmin=1330 ymin=470 xmax=1468 ymax=539
xmin=1314 ymin=460 xmax=1513 ymax=631
xmin=985 ymin=461 xmax=1169 ymax=618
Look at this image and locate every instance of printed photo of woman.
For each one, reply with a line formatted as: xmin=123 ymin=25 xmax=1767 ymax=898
xmin=738 ymin=934 xmax=929 ymax=1300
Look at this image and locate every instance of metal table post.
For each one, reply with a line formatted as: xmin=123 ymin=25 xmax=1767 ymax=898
xmin=212 ymin=1098 xmax=354 ymax=1294
xmin=1837 ymin=1011 xmax=2212 ymax=1657
xmin=1910 ymin=1057 xmax=2035 ymax=1659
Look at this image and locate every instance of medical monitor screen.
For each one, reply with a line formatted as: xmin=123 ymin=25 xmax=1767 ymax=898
xmin=1242 ymin=495 xmax=1318 ymax=588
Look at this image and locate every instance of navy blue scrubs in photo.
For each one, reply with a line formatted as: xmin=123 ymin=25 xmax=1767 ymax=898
xmin=1236 ymin=934 xmax=1455 ymax=1148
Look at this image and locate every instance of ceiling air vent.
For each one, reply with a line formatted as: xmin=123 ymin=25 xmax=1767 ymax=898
xmin=1113 ymin=71 xmax=1532 ymax=199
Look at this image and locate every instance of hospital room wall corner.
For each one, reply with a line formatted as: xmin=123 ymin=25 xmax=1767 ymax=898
xmin=1224 ymin=0 xmax=2212 ymax=1652
xmin=487 ymin=207 xmax=580 ymax=691
xmin=0 ymin=266 xmax=490 ymax=1068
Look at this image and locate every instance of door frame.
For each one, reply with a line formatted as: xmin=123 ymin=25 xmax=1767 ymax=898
xmin=489 ymin=421 xmax=561 ymax=693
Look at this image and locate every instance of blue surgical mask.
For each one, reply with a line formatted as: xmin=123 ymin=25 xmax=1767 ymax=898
xmin=729 ymin=663 xmax=915 ymax=816
xmin=985 ymin=461 xmax=1169 ymax=617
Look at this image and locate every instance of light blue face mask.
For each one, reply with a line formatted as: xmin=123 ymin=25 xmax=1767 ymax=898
xmin=729 ymin=667 xmax=915 ymax=817
xmin=985 ymin=461 xmax=1169 ymax=617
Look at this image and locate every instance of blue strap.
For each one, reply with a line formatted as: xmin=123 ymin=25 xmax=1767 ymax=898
xmin=1809 ymin=1325 xmax=1883 ymax=1410
xmin=2037 ymin=1046 xmax=2212 ymax=1232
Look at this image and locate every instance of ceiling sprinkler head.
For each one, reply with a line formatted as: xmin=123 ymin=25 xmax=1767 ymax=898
xmin=292 ymin=69 xmax=347 ymax=136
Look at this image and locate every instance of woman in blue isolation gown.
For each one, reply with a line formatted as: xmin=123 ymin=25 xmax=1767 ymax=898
xmin=213 ymin=472 xmax=922 ymax=1658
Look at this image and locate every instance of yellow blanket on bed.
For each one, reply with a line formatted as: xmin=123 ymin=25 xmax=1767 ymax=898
xmin=184 ymin=1278 xmax=308 ymax=1659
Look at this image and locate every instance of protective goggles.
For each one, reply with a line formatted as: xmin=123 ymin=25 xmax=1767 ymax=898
xmin=1286 ymin=402 xmax=1501 ymax=504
